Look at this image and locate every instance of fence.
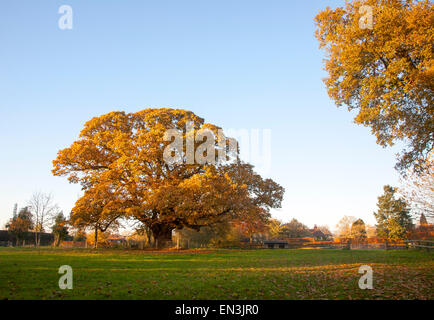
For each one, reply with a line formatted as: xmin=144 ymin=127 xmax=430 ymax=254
xmin=60 ymin=241 xmax=87 ymax=248
xmin=262 ymin=239 xmax=413 ymax=250
xmin=177 ymin=239 xmax=424 ymax=250
xmin=344 ymin=239 xmax=407 ymax=250
xmin=405 ymin=240 xmax=434 ymax=251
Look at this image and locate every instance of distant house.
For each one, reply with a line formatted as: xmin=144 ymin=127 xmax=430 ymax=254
xmin=263 ymin=240 xmax=289 ymax=249
xmin=107 ymin=235 xmax=127 ymax=245
xmin=308 ymin=225 xmax=331 ymax=241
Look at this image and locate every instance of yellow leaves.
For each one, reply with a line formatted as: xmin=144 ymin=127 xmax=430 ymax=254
xmin=315 ymin=0 xmax=434 ymax=172
xmin=54 ymin=108 xmax=284 ymax=240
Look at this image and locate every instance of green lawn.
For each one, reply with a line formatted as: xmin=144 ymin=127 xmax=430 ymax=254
xmin=0 ymin=247 xmax=432 ymax=300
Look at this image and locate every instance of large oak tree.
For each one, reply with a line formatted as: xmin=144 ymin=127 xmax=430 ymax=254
xmin=53 ymin=109 xmax=284 ymax=247
xmin=315 ymin=0 xmax=433 ymax=173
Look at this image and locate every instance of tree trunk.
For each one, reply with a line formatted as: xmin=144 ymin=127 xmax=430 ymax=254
xmin=37 ymin=230 xmax=41 ymax=247
xmin=94 ymin=227 xmax=98 ymax=249
xmin=55 ymin=235 xmax=61 ymax=247
xmin=151 ymin=224 xmax=173 ymax=249
xmin=145 ymin=228 xmax=153 ymax=248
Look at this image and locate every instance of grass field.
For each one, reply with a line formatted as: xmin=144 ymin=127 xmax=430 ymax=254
xmin=0 ymin=247 xmax=432 ymax=300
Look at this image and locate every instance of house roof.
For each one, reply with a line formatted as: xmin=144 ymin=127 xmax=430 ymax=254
xmin=107 ymin=235 xmax=126 ymax=241
xmin=312 ymin=230 xmax=326 ymax=238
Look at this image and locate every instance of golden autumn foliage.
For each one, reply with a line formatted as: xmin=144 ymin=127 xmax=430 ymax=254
xmin=69 ymin=183 xmax=123 ymax=248
xmin=6 ymin=207 xmax=33 ymax=246
xmin=53 ymin=108 xmax=284 ymax=247
xmin=85 ymin=230 xmax=113 ymax=248
xmin=315 ymin=0 xmax=433 ymax=173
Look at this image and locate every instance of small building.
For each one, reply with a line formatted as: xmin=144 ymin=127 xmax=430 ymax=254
xmin=311 ymin=229 xmax=327 ymax=241
xmin=107 ymin=235 xmax=127 ymax=245
xmin=309 ymin=225 xmax=331 ymax=241
xmin=263 ymin=240 xmax=289 ymax=249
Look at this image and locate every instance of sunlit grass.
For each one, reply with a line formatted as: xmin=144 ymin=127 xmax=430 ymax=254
xmin=0 ymin=247 xmax=432 ymax=300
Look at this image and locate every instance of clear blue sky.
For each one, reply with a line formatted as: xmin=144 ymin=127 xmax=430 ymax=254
xmin=0 ymin=0 xmax=401 ymax=231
